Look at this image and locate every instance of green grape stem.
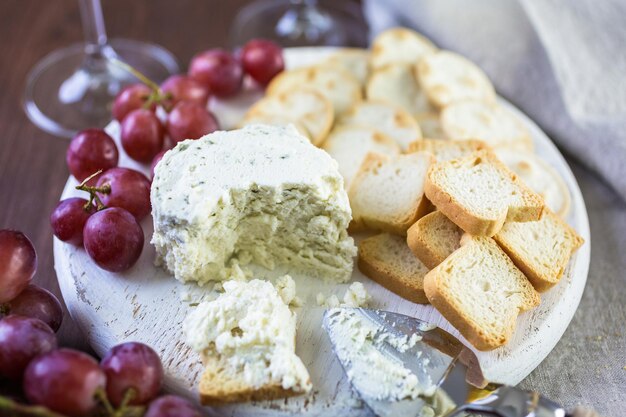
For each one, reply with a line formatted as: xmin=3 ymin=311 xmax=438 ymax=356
xmin=75 ymin=170 xmax=111 ymax=212
xmin=110 ymin=58 xmax=172 ymax=111
xmin=0 ymin=395 xmax=69 ymax=417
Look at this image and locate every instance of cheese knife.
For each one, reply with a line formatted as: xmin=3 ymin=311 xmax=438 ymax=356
xmin=323 ymin=308 xmax=598 ymax=417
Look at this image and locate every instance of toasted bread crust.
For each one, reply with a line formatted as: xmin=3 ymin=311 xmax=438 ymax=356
xmin=358 ymin=235 xmax=429 ymax=304
xmin=424 ymin=150 xmax=544 ymax=236
xmin=423 ymin=236 xmax=540 ymax=350
xmin=494 ymin=211 xmax=584 ymax=292
xmin=424 ymin=272 xmax=509 ymax=350
xmin=406 ymin=211 xmax=461 ymax=269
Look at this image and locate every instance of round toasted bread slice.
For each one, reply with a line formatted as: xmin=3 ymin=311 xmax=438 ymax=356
xmin=266 ymin=64 xmax=362 ymax=117
xmin=371 ymin=27 xmax=437 ymax=69
xmin=324 ymin=48 xmax=370 ymax=86
xmin=494 ymin=148 xmax=571 ymax=218
xmin=366 ymin=64 xmax=434 ymax=116
xmin=245 ymin=88 xmax=333 ymax=145
xmin=239 ymin=114 xmax=311 ymax=142
xmin=441 ymin=100 xmax=533 ymax=151
xmin=416 ymin=51 xmax=496 ymax=108
xmin=339 ymin=100 xmax=422 ymax=151
xmin=322 ymin=125 xmax=400 ymax=189
xmin=415 ymin=112 xmax=446 ymax=139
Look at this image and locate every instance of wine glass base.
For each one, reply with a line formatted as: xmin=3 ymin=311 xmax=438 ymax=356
xmin=230 ymin=0 xmax=368 ymax=48
xmin=23 ymin=39 xmax=179 ymax=138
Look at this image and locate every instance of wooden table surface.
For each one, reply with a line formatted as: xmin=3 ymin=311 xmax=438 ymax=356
xmin=0 ymin=1 xmax=623 ymax=416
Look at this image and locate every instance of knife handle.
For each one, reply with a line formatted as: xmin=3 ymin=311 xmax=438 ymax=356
xmin=447 ymin=386 xmax=601 ymax=417
xmin=566 ymin=407 xmax=602 ymax=417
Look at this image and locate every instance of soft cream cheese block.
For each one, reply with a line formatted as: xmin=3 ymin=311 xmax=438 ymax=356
xmin=184 ymin=278 xmax=312 ymax=393
xmin=151 ymin=124 xmax=356 ymax=284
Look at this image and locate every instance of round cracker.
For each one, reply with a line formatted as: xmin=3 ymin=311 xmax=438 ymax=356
xmin=339 ymin=100 xmax=422 ymax=151
xmin=417 ymin=51 xmax=496 ymax=108
xmin=371 ymin=27 xmax=437 ymax=69
xmin=494 ymin=148 xmax=571 ymax=218
xmin=246 ymin=88 xmax=333 ymax=146
xmin=239 ymin=114 xmax=311 ymax=142
xmin=415 ymin=112 xmax=446 ymax=139
xmin=441 ymin=100 xmax=533 ymax=151
xmin=322 ymin=125 xmax=400 ymax=189
xmin=266 ymin=64 xmax=362 ymax=117
xmin=324 ymin=48 xmax=370 ymax=86
xmin=366 ymin=64 xmax=434 ymax=116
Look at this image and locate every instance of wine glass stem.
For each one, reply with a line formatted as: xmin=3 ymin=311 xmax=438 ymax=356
xmin=79 ymin=0 xmax=108 ymax=58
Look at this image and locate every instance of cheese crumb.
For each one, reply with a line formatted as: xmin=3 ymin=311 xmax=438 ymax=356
xmin=275 ymin=275 xmax=302 ymax=307
xmin=317 ymin=282 xmax=371 ymax=308
xmin=342 ymin=282 xmax=371 ymax=307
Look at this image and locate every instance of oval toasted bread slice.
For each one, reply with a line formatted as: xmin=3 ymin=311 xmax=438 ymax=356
xmin=367 ymin=64 xmax=434 ymax=116
xmin=266 ymin=64 xmax=362 ymax=117
xmin=322 ymin=125 xmax=400 ymax=189
xmin=339 ymin=100 xmax=422 ymax=151
xmin=441 ymin=100 xmax=533 ymax=151
xmin=494 ymin=148 xmax=571 ymax=217
xmin=416 ymin=51 xmax=496 ymax=108
xmin=371 ymin=27 xmax=437 ymax=69
xmin=245 ymin=88 xmax=333 ymax=146
xmin=324 ymin=48 xmax=370 ymax=86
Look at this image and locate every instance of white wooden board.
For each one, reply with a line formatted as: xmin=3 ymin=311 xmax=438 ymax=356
xmin=54 ymin=48 xmax=590 ymax=417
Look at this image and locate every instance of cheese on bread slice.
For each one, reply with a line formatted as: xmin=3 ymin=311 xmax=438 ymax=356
xmin=424 ymin=235 xmax=540 ymax=351
xmin=185 ymin=278 xmax=312 ymax=404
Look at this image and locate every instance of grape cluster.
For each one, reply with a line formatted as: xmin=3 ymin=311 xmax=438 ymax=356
xmin=53 ymin=39 xmax=284 ymax=275
xmin=0 ymin=232 xmax=201 ymax=417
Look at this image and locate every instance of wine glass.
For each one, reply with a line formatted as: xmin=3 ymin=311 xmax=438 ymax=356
xmin=23 ymin=0 xmax=179 ymax=138
xmin=230 ymin=0 xmax=368 ymax=48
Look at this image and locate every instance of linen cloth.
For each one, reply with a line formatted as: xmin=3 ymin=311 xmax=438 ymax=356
xmin=363 ymin=2 xmax=626 ymax=416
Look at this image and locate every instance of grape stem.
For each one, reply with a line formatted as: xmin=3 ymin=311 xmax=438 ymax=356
xmin=94 ymin=387 xmax=145 ymax=417
xmin=75 ymin=170 xmax=110 ymax=211
xmin=0 ymin=395 xmax=69 ymax=417
xmin=110 ymin=58 xmax=172 ymax=111
xmin=0 ymin=303 xmax=8 ymax=317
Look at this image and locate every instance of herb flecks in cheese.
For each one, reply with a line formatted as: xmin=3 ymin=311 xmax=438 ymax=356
xmin=151 ymin=124 xmax=356 ymax=284
xmin=184 ymin=278 xmax=312 ymax=393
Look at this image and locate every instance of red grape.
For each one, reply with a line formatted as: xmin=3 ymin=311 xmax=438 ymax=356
xmin=6 ymin=285 xmax=63 ymax=332
xmin=121 ymin=109 xmax=165 ymax=163
xmin=151 ymin=150 xmax=166 ymax=179
xmin=241 ymin=39 xmax=284 ymax=85
xmin=96 ymin=168 xmax=151 ymax=221
xmin=0 ymin=315 xmax=57 ymax=380
xmin=113 ymin=84 xmax=155 ymax=122
xmin=50 ymin=197 xmax=95 ymax=246
xmin=145 ymin=395 xmax=202 ymax=417
xmin=166 ymin=101 xmax=219 ymax=143
xmin=83 ymin=207 xmax=144 ymax=272
xmin=23 ymin=349 xmax=106 ymax=417
xmin=100 ymin=342 xmax=164 ymax=406
xmin=0 ymin=230 xmax=37 ymax=303
xmin=160 ymin=75 xmax=210 ymax=108
xmin=188 ymin=49 xmax=243 ymax=97
xmin=66 ymin=129 xmax=119 ymax=183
